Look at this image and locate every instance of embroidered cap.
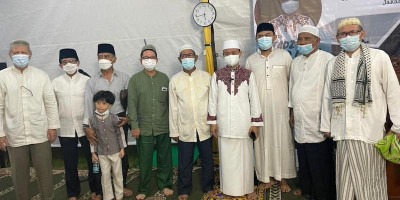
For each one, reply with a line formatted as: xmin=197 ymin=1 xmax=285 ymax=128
xmin=223 ymin=40 xmax=240 ymax=50
xmin=337 ymin=17 xmax=362 ymax=31
xmin=299 ymin=25 xmax=319 ymax=38
xmin=179 ymin=44 xmax=195 ymax=55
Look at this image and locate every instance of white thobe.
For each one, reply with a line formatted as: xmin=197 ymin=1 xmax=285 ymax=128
xmin=169 ymin=69 xmax=211 ymax=142
xmin=52 ymin=73 xmax=89 ymax=138
xmin=246 ymin=49 xmax=296 ymax=182
xmin=207 ymin=66 xmax=263 ymax=196
xmin=0 ymin=66 xmax=60 ymax=147
xmin=289 ymin=50 xmax=334 ymax=143
xmin=320 ymin=48 xmax=400 ymax=143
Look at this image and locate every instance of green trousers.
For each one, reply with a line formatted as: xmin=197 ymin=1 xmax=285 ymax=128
xmin=137 ymin=133 xmax=172 ymax=195
xmin=8 ymin=141 xmax=54 ymax=200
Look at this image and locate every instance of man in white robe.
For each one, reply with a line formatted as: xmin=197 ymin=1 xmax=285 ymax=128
xmin=320 ymin=17 xmax=400 ymax=200
xmin=289 ymin=25 xmax=335 ymax=200
xmin=246 ymin=23 xmax=296 ymax=192
xmin=208 ymin=40 xmax=263 ymax=199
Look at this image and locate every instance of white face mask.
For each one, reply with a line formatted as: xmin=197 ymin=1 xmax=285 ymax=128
xmin=98 ymin=59 xmax=112 ymax=70
xmin=224 ymin=55 xmax=240 ymax=67
xmin=12 ymin=54 xmax=30 ymax=68
xmin=281 ymin=0 xmax=299 ymax=14
xmin=63 ymin=63 xmax=78 ymax=75
xmin=142 ymin=59 xmax=157 ymax=71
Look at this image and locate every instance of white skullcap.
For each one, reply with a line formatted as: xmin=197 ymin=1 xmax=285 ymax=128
xmin=179 ymin=44 xmax=194 ymax=55
xmin=299 ymin=25 xmax=319 ymax=38
xmin=337 ymin=17 xmax=362 ymax=31
xmin=223 ymin=40 xmax=240 ymax=50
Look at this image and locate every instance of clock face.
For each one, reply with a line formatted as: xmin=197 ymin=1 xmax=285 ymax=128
xmin=192 ymin=2 xmax=217 ymax=27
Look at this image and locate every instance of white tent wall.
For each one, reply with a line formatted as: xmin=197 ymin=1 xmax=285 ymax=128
xmin=0 ymin=0 xmax=210 ymax=146
xmin=212 ymin=0 xmax=256 ymax=70
xmin=0 ymin=0 xmax=206 ymax=79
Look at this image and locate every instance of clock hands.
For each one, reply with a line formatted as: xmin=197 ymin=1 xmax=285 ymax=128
xmin=195 ymin=13 xmax=206 ymax=19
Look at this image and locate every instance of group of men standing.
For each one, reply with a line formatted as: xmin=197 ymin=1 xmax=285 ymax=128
xmin=207 ymin=17 xmax=400 ymax=200
xmin=0 ymin=16 xmax=399 ymax=200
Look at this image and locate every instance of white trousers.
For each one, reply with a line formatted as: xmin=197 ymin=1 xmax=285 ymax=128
xmin=99 ymin=152 xmax=123 ymax=200
xmin=219 ymin=137 xmax=254 ymax=196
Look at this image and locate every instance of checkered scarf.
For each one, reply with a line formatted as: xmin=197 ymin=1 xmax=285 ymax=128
xmin=331 ymin=43 xmax=372 ymax=107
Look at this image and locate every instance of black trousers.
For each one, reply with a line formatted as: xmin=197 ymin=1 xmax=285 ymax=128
xmin=0 ymin=150 xmax=6 ymax=168
xmin=121 ymin=123 xmax=130 ymax=187
xmin=178 ymin=135 xmax=214 ymax=195
xmin=296 ymin=139 xmax=336 ymax=200
xmin=59 ymin=134 xmax=102 ymax=198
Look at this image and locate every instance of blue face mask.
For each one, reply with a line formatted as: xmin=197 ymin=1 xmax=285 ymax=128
xmin=339 ymin=35 xmax=360 ymax=52
xmin=297 ymin=44 xmax=314 ymax=55
xmin=181 ymin=58 xmax=195 ymax=70
xmin=12 ymin=54 xmax=30 ymax=68
xmin=257 ymin=37 xmax=273 ymax=51
xmin=297 ymin=38 xmax=317 ymax=55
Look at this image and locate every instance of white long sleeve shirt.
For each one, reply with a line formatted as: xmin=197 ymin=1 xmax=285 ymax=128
xmin=52 ymin=73 xmax=89 ymax=138
xmin=0 ymin=66 xmax=60 ymax=147
xmin=289 ymin=50 xmax=333 ymax=143
xmin=207 ymin=66 xmax=263 ymax=138
xmin=320 ymin=48 xmax=400 ymax=144
xmin=169 ymin=69 xmax=211 ymax=142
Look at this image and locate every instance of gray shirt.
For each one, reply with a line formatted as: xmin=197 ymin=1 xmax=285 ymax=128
xmin=90 ymin=113 xmax=124 ymax=155
xmin=83 ymin=70 xmax=130 ymax=124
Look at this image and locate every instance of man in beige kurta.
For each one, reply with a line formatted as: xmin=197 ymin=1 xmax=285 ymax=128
xmin=246 ymin=23 xmax=296 ymax=192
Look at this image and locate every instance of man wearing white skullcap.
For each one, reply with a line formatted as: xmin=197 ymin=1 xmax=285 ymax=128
xmin=169 ymin=44 xmax=215 ymax=199
xmin=289 ymin=24 xmax=335 ymax=200
xmin=246 ymin=23 xmax=296 ymax=192
xmin=321 ymin=17 xmax=400 ymax=200
xmin=208 ymin=40 xmax=263 ymax=198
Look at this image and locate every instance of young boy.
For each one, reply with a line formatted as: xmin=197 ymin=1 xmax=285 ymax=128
xmin=90 ymin=90 xmax=125 ymax=200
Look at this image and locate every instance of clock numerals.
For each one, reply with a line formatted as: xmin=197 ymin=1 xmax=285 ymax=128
xmin=193 ymin=2 xmax=216 ymax=27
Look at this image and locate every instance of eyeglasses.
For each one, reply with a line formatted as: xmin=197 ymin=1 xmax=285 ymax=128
xmin=21 ymin=86 xmax=33 ymax=96
xmin=337 ymin=30 xmax=361 ymax=38
xmin=141 ymin=56 xmax=157 ymax=60
xmin=60 ymin=59 xmax=78 ymax=65
xmin=180 ymin=53 xmax=195 ymax=58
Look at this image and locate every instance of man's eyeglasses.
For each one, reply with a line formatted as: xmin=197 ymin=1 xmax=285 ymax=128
xmin=337 ymin=30 xmax=361 ymax=38
xmin=141 ymin=56 xmax=157 ymax=60
xmin=180 ymin=53 xmax=195 ymax=58
xmin=21 ymin=86 xmax=33 ymax=96
xmin=60 ymin=60 xmax=78 ymax=65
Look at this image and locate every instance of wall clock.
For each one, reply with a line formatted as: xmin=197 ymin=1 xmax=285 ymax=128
xmin=192 ymin=2 xmax=217 ymax=27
